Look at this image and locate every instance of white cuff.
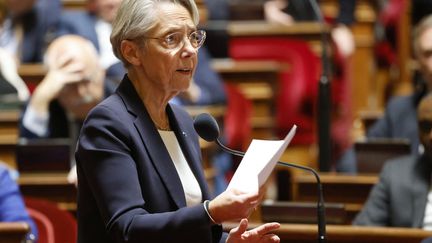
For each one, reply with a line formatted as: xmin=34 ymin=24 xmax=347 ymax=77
xmin=22 ymin=106 xmax=49 ymax=137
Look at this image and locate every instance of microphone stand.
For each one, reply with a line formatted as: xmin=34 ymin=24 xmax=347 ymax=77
xmin=309 ymin=0 xmax=331 ymax=172
xmin=215 ymin=139 xmax=327 ymax=243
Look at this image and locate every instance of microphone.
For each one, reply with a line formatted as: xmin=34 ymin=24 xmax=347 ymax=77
xmin=194 ymin=113 xmax=327 ymax=243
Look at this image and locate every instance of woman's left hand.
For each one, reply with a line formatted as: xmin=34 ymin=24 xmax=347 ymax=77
xmin=226 ymin=218 xmax=280 ymax=243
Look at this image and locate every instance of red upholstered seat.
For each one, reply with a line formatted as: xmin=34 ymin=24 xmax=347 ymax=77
xmin=224 ymin=83 xmax=252 ymax=151
xmin=223 ymin=84 xmax=252 ymax=181
xmin=229 ymin=38 xmax=320 ymax=144
xmin=25 ymin=197 xmax=77 ymax=243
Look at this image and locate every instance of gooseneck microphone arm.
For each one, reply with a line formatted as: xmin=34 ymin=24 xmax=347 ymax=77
xmin=194 ymin=113 xmax=327 ymax=243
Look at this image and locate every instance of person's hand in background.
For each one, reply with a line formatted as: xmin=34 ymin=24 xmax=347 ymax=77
xmin=331 ymin=24 xmax=355 ymax=58
xmin=264 ymin=0 xmax=294 ymax=26
xmin=29 ymin=51 xmax=86 ymax=115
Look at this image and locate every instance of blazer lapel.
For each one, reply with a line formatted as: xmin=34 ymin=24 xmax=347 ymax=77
xmin=167 ymin=105 xmax=211 ymax=200
xmin=117 ymin=77 xmax=186 ymax=208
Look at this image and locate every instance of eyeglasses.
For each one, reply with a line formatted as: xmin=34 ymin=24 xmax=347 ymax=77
xmin=144 ymin=30 xmax=206 ymax=50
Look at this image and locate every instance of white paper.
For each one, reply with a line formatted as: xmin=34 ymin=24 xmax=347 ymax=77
xmin=227 ymin=125 xmax=297 ymax=194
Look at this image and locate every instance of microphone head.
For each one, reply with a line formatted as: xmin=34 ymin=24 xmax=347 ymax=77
xmin=193 ymin=113 xmax=220 ymax=142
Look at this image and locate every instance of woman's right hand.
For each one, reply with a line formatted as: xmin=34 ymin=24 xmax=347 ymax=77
xmin=208 ymin=188 xmax=266 ymax=223
xmin=226 ymin=218 xmax=280 ymax=243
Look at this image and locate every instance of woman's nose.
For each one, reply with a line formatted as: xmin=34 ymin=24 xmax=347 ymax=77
xmin=180 ymin=39 xmax=197 ymax=58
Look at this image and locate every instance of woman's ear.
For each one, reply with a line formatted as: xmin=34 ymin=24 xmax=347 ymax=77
xmin=121 ymin=40 xmax=142 ymax=66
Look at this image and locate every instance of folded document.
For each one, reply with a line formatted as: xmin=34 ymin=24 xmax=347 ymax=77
xmin=227 ymin=125 xmax=297 ymax=194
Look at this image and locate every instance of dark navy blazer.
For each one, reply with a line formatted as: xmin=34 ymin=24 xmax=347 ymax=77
xmin=76 ymin=75 xmax=226 ymax=243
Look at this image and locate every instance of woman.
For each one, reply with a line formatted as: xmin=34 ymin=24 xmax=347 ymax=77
xmin=75 ymin=0 xmax=280 ymax=242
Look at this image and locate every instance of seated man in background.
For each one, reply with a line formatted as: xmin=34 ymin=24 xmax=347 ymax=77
xmin=353 ymin=93 xmax=432 ymax=228
xmin=19 ymin=35 xmax=114 ymax=184
xmin=0 ymin=162 xmax=38 ymax=242
xmin=338 ymin=14 xmax=432 ymax=172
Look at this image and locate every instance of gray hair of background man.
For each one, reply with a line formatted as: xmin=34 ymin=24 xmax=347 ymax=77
xmin=413 ymin=14 xmax=432 ymax=57
xmin=110 ymin=0 xmax=199 ymax=66
xmin=43 ymin=35 xmax=101 ymax=72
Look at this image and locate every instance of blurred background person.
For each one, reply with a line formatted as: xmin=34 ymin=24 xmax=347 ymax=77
xmin=353 ymin=92 xmax=432 ymax=228
xmin=337 ymin=14 xmax=432 ymax=173
xmin=0 ymin=0 xmax=61 ymax=63
xmin=76 ymin=0 xmax=280 ymax=242
xmin=19 ymin=35 xmax=114 ymax=184
xmin=263 ymin=0 xmax=356 ymax=58
xmin=0 ymin=0 xmax=29 ymax=108
xmin=0 ymin=162 xmax=38 ymax=242
xmin=0 ymin=48 xmax=29 ymax=105
xmin=19 ymin=34 xmax=109 ymax=139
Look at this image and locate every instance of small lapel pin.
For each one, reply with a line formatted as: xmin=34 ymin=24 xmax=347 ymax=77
xmin=182 ymin=131 xmax=187 ymax=137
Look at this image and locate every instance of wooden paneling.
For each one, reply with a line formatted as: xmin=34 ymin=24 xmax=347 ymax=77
xmin=212 ymin=58 xmax=283 ymax=139
xmin=292 ymin=173 xmax=377 ymax=222
xmin=18 ymin=173 xmax=77 ymax=213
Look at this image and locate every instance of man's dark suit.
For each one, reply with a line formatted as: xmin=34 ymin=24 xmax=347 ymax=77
xmin=353 ymin=154 xmax=432 ymax=227
xmin=75 ymin=75 xmax=226 ymax=243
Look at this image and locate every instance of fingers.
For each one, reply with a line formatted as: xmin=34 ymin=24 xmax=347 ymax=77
xmin=229 ymin=218 xmax=249 ymax=237
xmin=260 ymin=234 xmax=280 ymax=243
xmin=240 ymin=223 xmax=280 ymax=242
xmin=231 ymin=189 xmax=261 ymax=204
xmin=249 ymin=222 xmax=280 ymax=236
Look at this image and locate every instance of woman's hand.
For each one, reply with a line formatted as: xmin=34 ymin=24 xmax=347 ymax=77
xmin=226 ymin=218 xmax=280 ymax=243
xmin=208 ymin=187 xmax=266 ymax=223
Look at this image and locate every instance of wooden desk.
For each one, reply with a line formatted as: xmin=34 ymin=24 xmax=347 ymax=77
xmin=224 ymin=222 xmax=432 ymax=243
xmin=0 ymin=222 xmax=29 ymax=243
xmin=18 ymin=173 xmax=77 ymax=213
xmin=0 ymin=109 xmax=19 ymax=139
xmin=0 ymin=110 xmax=18 ymax=167
xmin=293 ymin=173 xmax=378 ymax=222
xmin=227 ymin=21 xmax=330 ymax=55
xmin=212 ymin=58 xmax=283 ymax=139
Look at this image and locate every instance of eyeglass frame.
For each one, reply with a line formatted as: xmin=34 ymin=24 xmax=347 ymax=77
xmin=138 ymin=29 xmax=206 ymax=51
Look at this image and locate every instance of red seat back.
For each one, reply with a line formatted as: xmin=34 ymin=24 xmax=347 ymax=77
xmin=229 ymin=38 xmax=320 ymax=144
xmin=25 ymin=197 xmax=77 ymax=243
xmin=224 ymin=84 xmax=252 ymax=151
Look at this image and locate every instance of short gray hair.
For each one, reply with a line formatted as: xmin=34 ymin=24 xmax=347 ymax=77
xmin=413 ymin=14 xmax=432 ymax=57
xmin=110 ymin=0 xmax=199 ymax=66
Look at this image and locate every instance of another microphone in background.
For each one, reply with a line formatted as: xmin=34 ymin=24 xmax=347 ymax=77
xmin=194 ymin=113 xmax=327 ymax=243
